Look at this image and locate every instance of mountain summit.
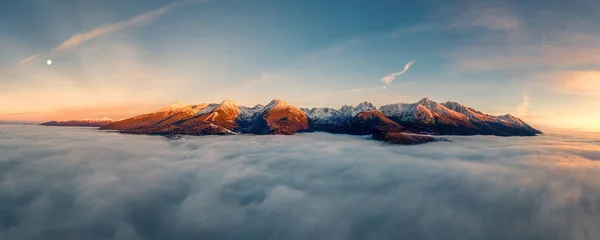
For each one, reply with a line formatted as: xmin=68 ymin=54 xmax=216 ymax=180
xmin=89 ymin=97 xmax=543 ymax=144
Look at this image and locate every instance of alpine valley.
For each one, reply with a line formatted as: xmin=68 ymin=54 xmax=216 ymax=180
xmin=43 ymin=98 xmax=541 ymax=145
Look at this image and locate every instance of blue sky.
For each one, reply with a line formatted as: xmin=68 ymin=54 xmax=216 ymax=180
xmin=1 ymin=0 xmax=599 ymax=130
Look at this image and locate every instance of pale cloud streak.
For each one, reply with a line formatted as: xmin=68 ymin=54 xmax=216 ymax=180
xmin=450 ymin=6 xmax=520 ymax=32
xmin=380 ymin=60 xmax=416 ymax=84
xmin=53 ymin=1 xmax=189 ymax=52
xmin=516 ymin=92 xmax=530 ymax=117
xmin=17 ymin=54 xmax=40 ymax=66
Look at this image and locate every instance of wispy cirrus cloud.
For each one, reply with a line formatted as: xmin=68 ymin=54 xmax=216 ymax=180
xmin=16 ymin=54 xmax=40 ymax=66
xmin=516 ymin=92 xmax=530 ymax=117
xmin=12 ymin=0 xmax=198 ymax=67
xmin=53 ymin=1 xmax=190 ymax=52
xmin=449 ymin=5 xmax=520 ymax=32
xmin=380 ymin=60 xmax=416 ymax=84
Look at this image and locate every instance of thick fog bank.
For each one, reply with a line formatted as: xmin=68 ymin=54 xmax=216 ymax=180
xmin=1 ymin=125 xmax=599 ymax=240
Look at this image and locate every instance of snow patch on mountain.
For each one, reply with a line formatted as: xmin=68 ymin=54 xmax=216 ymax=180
xmin=263 ymin=99 xmax=293 ymax=112
xmin=496 ymin=114 xmax=528 ymax=127
xmin=196 ymin=104 xmax=219 ymax=115
xmin=302 ymin=108 xmax=338 ymax=122
xmin=214 ymin=100 xmax=237 ymax=111
xmin=212 ymin=100 xmax=239 ymax=115
xmin=379 ymin=102 xmax=434 ymax=124
xmin=303 ymin=102 xmax=376 ymax=124
xmin=352 ymin=102 xmax=377 ymax=116
xmin=441 ymin=101 xmax=498 ymax=123
xmin=417 ymin=98 xmax=469 ymax=121
xmin=74 ymin=117 xmax=113 ymax=122
xmin=238 ymin=105 xmax=265 ymax=121
xmin=261 ymin=99 xmax=306 ymax=117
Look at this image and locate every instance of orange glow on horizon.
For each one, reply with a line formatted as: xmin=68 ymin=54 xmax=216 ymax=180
xmin=0 ymin=104 xmax=163 ymax=123
xmin=557 ymin=71 xmax=600 ymax=96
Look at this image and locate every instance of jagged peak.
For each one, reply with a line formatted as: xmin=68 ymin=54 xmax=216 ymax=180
xmin=441 ymin=101 xmax=469 ymax=112
xmin=351 ymin=102 xmax=376 ymax=117
xmin=215 ymin=100 xmax=238 ymax=109
xmin=355 ymin=101 xmax=375 ymax=108
xmin=220 ymin=99 xmax=237 ymax=105
xmin=265 ymin=99 xmax=292 ymax=110
xmin=49 ymin=118 xmax=114 ymax=123
xmin=305 ymin=107 xmax=337 ymax=115
xmin=311 ymin=107 xmax=336 ymax=111
xmin=208 ymin=100 xmax=239 ymax=116
xmin=238 ymin=104 xmax=264 ymax=110
xmin=340 ymin=105 xmax=353 ymax=110
xmin=414 ymin=103 xmax=432 ymax=112
xmin=196 ymin=103 xmax=219 ymax=115
xmin=417 ymin=97 xmax=435 ymax=105
xmin=75 ymin=117 xmax=114 ymax=121
xmin=443 ymin=101 xmax=462 ymax=107
xmin=498 ymin=113 xmax=520 ymax=120
xmin=441 ymin=101 xmax=495 ymax=121
xmin=156 ymin=102 xmax=216 ymax=115
xmin=496 ymin=114 xmax=528 ymax=126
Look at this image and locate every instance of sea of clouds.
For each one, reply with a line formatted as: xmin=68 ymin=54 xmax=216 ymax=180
xmin=0 ymin=125 xmax=599 ymax=240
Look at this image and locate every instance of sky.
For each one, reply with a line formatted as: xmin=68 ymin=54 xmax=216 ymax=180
xmin=0 ymin=0 xmax=599 ymax=131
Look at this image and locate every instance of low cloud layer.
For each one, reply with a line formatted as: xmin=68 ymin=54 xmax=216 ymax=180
xmin=1 ymin=125 xmax=599 ymax=239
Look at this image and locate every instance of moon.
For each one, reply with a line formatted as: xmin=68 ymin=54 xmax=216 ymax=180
xmin=47 ymin=60 xmax=52 ymax=65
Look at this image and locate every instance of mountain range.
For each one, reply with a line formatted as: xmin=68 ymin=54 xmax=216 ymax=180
xmin=41 ymin=118 xmax=114 ymax=127
xmin=69 ymin=98 xmax=543 ymax=145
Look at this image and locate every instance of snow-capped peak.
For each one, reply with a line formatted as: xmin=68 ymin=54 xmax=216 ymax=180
xmin=196 ymin=103 xmax=219 ymax=115
xmin=75 ymin=117 xmax=113 ymax=122
xmin=214 ymin=100 xmax=238 ymax=111
xmin=441 ymin=101 xmax=496 ymax=123
xmin=496 ymin=114 xmax=528 ymax=126
xmin=237 ymin=104 xmax=265 ymax=121
xmin=219 ymin=100 xmax=236 ymax=106
xmin=442 ymin=101 xmax=463 ymax=110
xmin=417 ymin=97 xmax=433 ymax=105
xmin=205 ymin=100 xmax=239 ymax=119
xmin=416 ymin=98 xmax=471 ymax=121
xmin=264 ymin=99 xmax=292 ymax=111
xmin=351 ymin=101 xmax=376 ymax=116
xmin=303 ymin=107 xmax=337 ymax=121
xmin=416 ymin=98 xmax=436 ymax=109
